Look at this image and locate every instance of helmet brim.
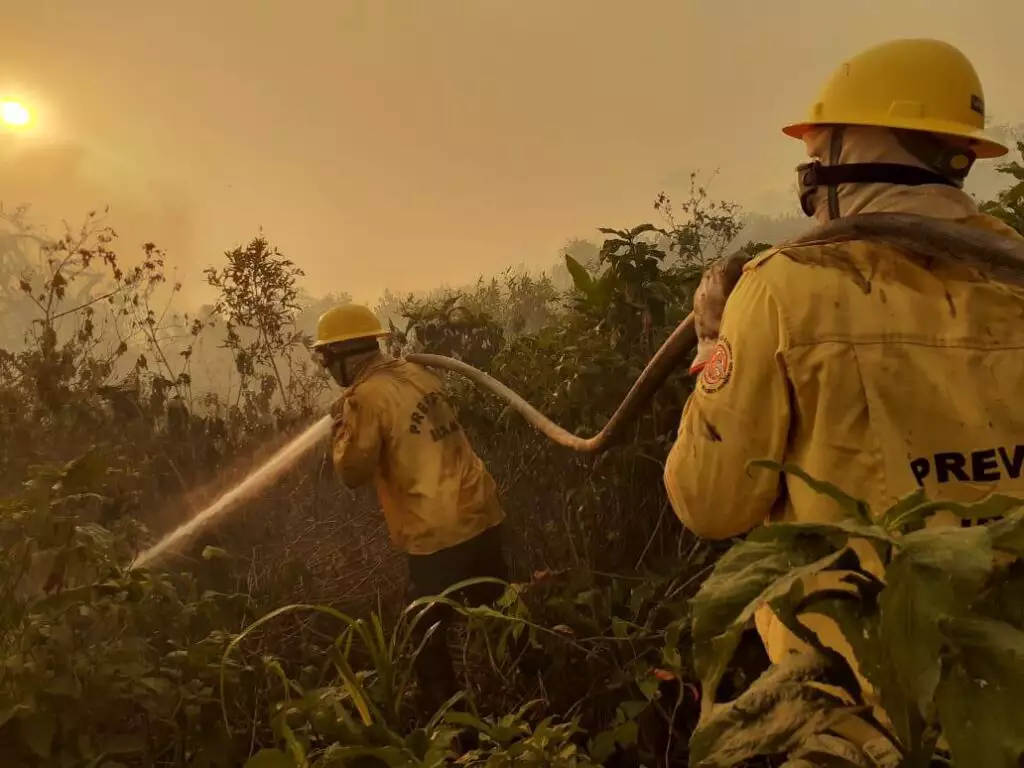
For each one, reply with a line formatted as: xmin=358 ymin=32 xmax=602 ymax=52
xmin=310 ymin=330 xmax=391 ymax=350
xmin=782 ymin=118 xmax=1009 ymax=159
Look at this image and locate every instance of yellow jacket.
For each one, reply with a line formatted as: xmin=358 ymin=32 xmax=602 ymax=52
xmin=664 ymin=211 xmax=1024 ymax=670
xmin=332 ymin=357 xmax=505 ymax=555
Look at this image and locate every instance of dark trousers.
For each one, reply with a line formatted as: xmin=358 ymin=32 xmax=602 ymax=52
xmin=406 ymin=523 xmax=509 ymax=709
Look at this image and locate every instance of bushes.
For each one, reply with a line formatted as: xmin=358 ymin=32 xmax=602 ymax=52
xmin=3 ymin=151 xmax=1024 ymax=765
xmin=0 ymin=451 xmax=256 ymax=765
xmin=688 ymin=463 xmax=1024 ymax=767
xmin=0 ymin=183 xmax=737 ymax=765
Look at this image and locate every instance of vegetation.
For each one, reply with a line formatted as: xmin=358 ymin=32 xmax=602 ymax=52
xmin=2 ymin=148 xmax=1024 ymax=767
xmin=690 ymin=463 xmax=1024 ymax=767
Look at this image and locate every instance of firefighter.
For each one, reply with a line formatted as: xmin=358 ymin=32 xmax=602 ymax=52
xmin=311 ymin=303 xmax=509 ymax=710
xmin=664 ymin=38 xmax=1024 ymax=766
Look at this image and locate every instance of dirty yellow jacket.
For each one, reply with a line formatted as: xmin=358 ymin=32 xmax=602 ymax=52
xmin=332 ymin=358 xmax=504 ymax=556
xmin=664 ymin=212 xmax=1024 ymax=688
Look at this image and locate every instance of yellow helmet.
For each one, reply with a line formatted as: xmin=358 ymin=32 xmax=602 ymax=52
xmin=783 ymin=38 xmax=1008 ymax=159
xmin=312 ymin=304 xmax=390 ymax=348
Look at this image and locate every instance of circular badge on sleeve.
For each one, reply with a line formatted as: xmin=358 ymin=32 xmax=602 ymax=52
xmin=699 ymin=339 xmax=733 ymax=394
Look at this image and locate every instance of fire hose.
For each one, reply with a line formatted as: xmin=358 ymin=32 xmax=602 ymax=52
xmin=407 ymin=212 xmax=1024 ymax=452
xmin=406 ymin=313 xmax=696 ymax=453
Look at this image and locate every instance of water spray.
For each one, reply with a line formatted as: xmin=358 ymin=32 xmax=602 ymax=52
xmin=132 ymin=416 xmax=334 ymax=569
xmin=131 ymin=214 xmax=1024 ymax=569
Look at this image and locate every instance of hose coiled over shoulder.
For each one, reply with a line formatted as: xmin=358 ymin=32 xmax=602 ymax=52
xmin=407 ymin=213 xmax=1024 ymax=453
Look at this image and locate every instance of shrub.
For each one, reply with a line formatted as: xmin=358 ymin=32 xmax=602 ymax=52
xmin=689 ymin=463 xmax=1024 ymax=768
xmin=3 ymin=153 xmax=1024 ymax=766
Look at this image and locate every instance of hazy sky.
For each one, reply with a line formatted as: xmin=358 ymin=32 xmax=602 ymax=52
xmin=4 ymin=1 xmax=1023 ymax=308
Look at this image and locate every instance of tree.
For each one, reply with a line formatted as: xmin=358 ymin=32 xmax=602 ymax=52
xmin=654 ymin=172 xmax=744 ymax=268
xmin=204 ymin=233 xmax=305 ymax=411
xmin=979 ymin=139 xmax=1024 ymax=236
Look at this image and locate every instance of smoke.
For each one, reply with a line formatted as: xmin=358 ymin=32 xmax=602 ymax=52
xmin=0 ymin=136 xmax=197 ymax=287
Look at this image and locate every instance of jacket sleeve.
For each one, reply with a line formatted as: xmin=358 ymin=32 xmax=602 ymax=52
xmin=663 ymin=269 xmax=790 ymax=540
xmin=331 ymin=390 xmax=384 ymax=488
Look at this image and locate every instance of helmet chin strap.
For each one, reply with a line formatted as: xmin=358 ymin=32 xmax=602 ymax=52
xmin=796 ymin=126 xmax=974 ymax=219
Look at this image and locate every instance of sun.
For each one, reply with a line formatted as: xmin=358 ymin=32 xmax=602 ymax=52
xmin=1 ymin=100 xmax=31 ymax=127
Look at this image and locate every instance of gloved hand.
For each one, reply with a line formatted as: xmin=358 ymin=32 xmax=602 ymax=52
xmin=690 ymin=250 xmax=753 ymax=375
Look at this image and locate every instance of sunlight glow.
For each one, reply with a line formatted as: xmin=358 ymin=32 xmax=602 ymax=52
xmin=1 ymin=100 xmax=31 ymax=127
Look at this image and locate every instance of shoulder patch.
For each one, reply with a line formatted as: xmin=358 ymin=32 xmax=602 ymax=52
xmin=699 ymin=339 xmax=733 ymax=394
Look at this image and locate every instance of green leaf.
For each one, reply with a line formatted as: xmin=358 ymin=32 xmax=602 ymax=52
xmin=244 ymin=748 xmax=297 ymax=768
xmin=405 ymin=728 xmax=429 ymax=760
xmin=628 ymin=223 xmax=659 ymax=238
xmin=689 ymin=653 xmax=860 ymax=767
xmin=972 ymin=560 xmax=1024 ymax=629
xmin=897 ymin=524 xmax=993 ymax=581
xmin=907 ymin=495 xmax=1024 ymax=526
xmin=748 ymin=460 xmax=871 ymax=524
xmin=876 ymin=487 xmax=928 ymax=532
xmin=1001 ymin=179 xmax=1024 ymax=205
xmin=587 ymin=729 xmax=619 ymax=763
xmin=749 ymin=519 xmax=893 ymax=548
xmin=327 ymin=646 xmax=374 ymax=726
xmin=628 ymin=579 xmax=657 ymax=614
xmin=445 ymin=709 xmax=491 ymax=735
xmin=564 ymin=255 xmax=594 ymax=297
xmin=783 ymin=733 xmax=895 ymax=767
xmin=589 ymin=719 xmax=639 ymax=762
xmin=619 ymin=699 xmax=648 ymax=720
xmin=636 ymin=672 xmax=660 ymax=701
xmin=987 ymin=507 xmax=1024 ymax=555
xmin=794 ymin=585 xmax=918 ymax=753
xmin=691 ymin=535 xmax=840 ymax=719
xmin=877 ymin=526 xmax=994 ymax=746
xmin=18 ymin=711 xmax=55 ymax=759
xmin=936 ymin=617 xmax=1024 ymax=768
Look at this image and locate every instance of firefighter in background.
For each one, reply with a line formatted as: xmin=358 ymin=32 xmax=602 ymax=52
xmin=664 ymin=38 xmax=1024 ymax=766
xmin=311 ymin=303 xmax=509 ymax=709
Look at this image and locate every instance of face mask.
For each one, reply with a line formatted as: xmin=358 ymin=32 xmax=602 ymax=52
xmin=313 ymin=340 xmax=381 ymax=388
xmin=330 ymin=357 xmax=352 ymax=388
xmin=312 ymin=348 xmax=351 ymax=388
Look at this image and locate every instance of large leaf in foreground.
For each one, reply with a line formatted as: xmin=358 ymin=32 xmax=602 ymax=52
xmin=987 ymin=507 xmax=1024 ymax=556
xmin=878 ymin=526 xmax=993 ymax=747
xmin=935 ymin=617 xmax=1024 ymax=768
xmin=795 ymin=584 xmax=924 ymax=743
xmin=780 ymin=732 xmax=893 ymax=768
xmin=749 ymin=518 xmax=894 ymax=549
xmin=691 ymin=533 xmax=842 ymax=719
xmin=748 ymin=460 xmax=872 ymax=524
xmin=689 ymin=653 xmax=860 ymax=767
xmin=880 ymin=491 xmax=1024 ymax=533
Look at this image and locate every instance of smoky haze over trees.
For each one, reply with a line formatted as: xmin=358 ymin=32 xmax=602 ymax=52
xmin=8 ymin=1 xmax=1024 ymax=307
